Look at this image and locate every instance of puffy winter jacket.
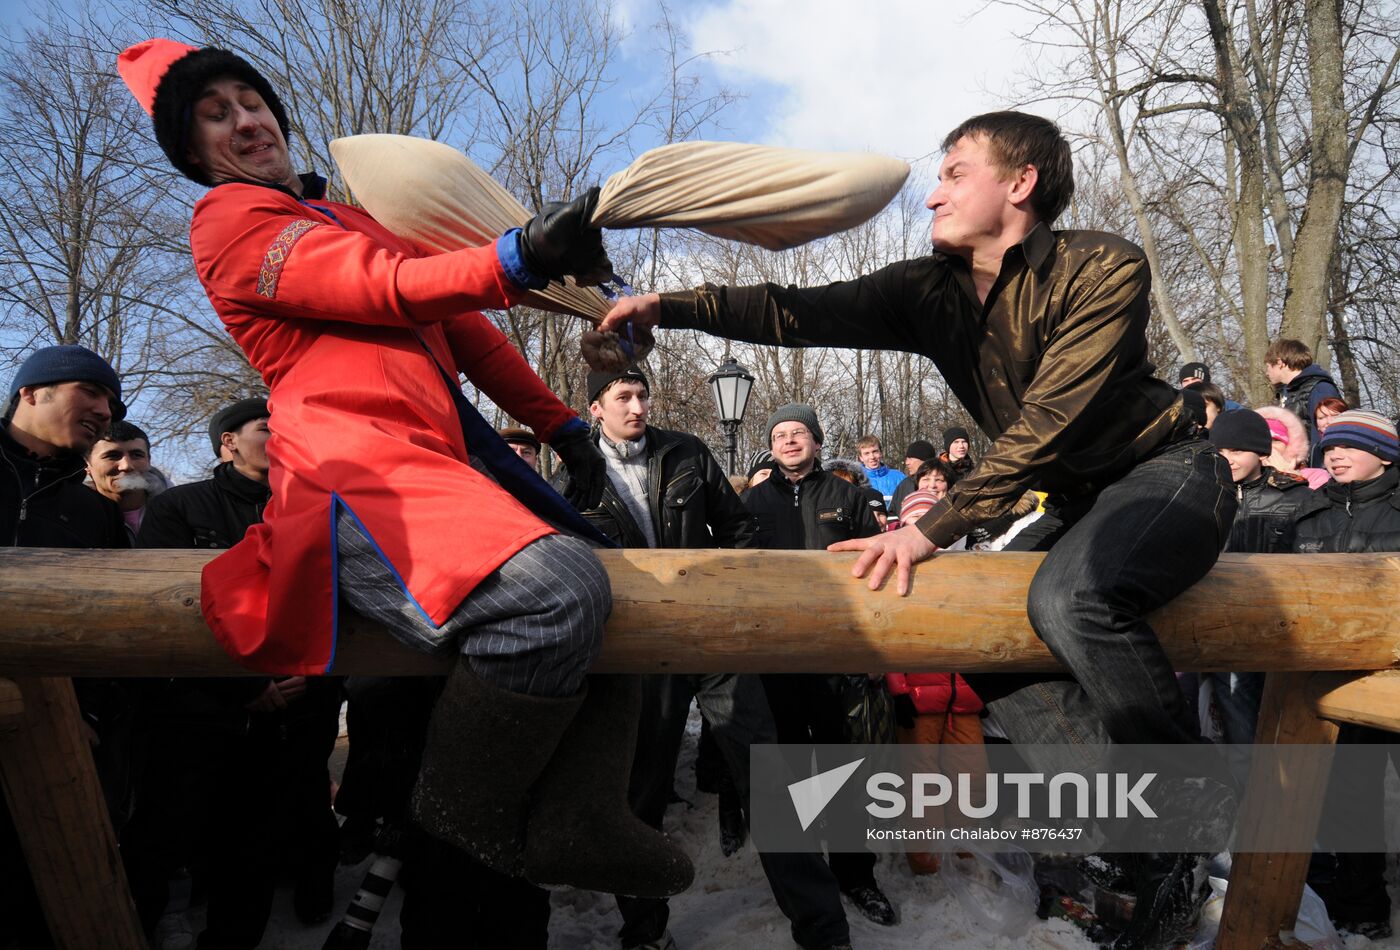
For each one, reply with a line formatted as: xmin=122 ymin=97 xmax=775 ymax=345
xmin=1276 ymin=364 xmax=1340 ymax=439
xmin=560 ymin=425 xmax=755 ymax=550
xmin=138 ymin=462 xmax=269 ymax=550
xmin=885 ymin=672 xmax=983 ymax=715
xmin=1292 ymin=467 xmax=1400 ymax=554
xmin=741 ymin=463 xmax=881 ymax=550
xmin=1 ymin=423 xmax=124 ymax=549
xmin=1225 ymin=467 xmax=1314 ymax=554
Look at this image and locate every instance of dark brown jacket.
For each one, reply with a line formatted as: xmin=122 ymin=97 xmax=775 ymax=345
xmin=660 ymin=224 xmax=1195 ymax=546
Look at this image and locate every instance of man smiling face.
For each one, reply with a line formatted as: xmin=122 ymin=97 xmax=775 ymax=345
xmin=186 ymin=77 xmax=298 ymax=189
xmin=10 ymin=381 xmax=115 ymax=456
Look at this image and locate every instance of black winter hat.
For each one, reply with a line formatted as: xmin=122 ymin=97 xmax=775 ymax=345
xmin=767 ymin=403 xmax=823 ymax=445
xmin=209 ymin=397 xmax=269 ymax=458
xmin=152 ymin=48 xmax=293 ymax=186
xmin=587 ymin=365 xmax=649 ymax=404
xmin=498 ymin=427 xmax=541 ymax=452
xmin=1210 ymin=409 xmax=1272 ymax=456
xmin=943 ymin=426 xmax=970 ymax=449
xmin=746 ymin=450 xmax=774 ymax=478
xmin=904 ymin=439 xmax=936 ymax=462
xmin=5 ymin=345 xmax=126 ymax=421
xmin=1179 ymin=362 xmax=1211 ymax=384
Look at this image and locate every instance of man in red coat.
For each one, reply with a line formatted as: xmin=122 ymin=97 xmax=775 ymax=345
xmin=118 ymin=38 xmax=691 ymax=902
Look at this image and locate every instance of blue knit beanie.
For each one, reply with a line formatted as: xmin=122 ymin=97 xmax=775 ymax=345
xmin=5 ymin=345 xmax=125 ymax=421
xmin=1318 ymin=409 xmax=1398 ymax=464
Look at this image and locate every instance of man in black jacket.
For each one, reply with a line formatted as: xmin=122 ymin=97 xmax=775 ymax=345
xmin=124 ymin=397 xmax=342 ymax=948
xmin=741 ymin=403 xmax=893 ymax=940
xmin=604 ymin=112 xmax=1238 ymax=948
xmin=137 ymin=398 xmax=270 ymax=549
xmin=564 ymin=369 xmax=852 ymax=950
xmin=1 ymin=345 xmax=127 ymax=949
xmin=1265 ymin=338 xmax=1342 ymax=451
xmin=2 ymin=345 xmax=125 ymax=549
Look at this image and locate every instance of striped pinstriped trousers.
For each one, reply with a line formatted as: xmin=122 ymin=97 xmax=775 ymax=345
xmin=336 ymin=509 xmax=610 ymax=697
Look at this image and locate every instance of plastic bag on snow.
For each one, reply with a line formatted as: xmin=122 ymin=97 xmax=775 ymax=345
xmin=1186 ymin=874 xmax=1342 ymax=949
xmin=940 ymin=845 xmax=1038 ymax=937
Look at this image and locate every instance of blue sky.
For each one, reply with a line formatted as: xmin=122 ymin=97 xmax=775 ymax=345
xmin=621 ymin=0 xmax=1037 ymax=162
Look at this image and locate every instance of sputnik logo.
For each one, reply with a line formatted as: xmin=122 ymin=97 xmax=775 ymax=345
xmin=787 ymin=758 xmax=865 ymax=831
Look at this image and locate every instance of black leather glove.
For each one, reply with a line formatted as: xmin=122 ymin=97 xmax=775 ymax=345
xmin=520 ymin=186 xmax=614 ymax=286
xmin=552 ymin=424 xmax=607 ymax=511
xmin=893 ymin=693 xmax=918 ymax=731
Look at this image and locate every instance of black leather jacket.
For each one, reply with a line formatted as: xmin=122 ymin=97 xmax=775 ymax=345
xmin=1225 ymin=467 xmax=1313 ymax=554
xmin=1292 ymin=467 xmax=1400 ymax=554
xmin=742 ymin=463 xmax=881 ymax=550
xmin=559 ymin=425 xmax=756 ymax=550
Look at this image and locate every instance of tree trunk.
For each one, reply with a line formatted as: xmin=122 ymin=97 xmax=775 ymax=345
xmin=1278 ymin=0 xmax=1349 ymax=355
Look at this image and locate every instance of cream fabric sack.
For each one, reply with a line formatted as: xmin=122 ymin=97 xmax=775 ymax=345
xmin=329 ymin=134 xmax=611 ymax=323
xmin=331 ymin=134 xmax=909 ymax=371
xmin=591 ymin=141 xmax=909 ymax=251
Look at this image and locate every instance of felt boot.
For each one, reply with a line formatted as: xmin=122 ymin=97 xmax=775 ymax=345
xmin=523 ymin=674 xmax=695 ymax=897
xmin=410 ymin=657 xmax=583 ymax=876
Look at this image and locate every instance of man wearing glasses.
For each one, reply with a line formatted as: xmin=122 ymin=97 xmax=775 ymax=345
xmin=740 ymin=404 xmax=892 ymax=944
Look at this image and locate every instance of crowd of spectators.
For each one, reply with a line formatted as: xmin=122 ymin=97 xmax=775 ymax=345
xmin=3 ymin=330 xmax=1395 ymax=949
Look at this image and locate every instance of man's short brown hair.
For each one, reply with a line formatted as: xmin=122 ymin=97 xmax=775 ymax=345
xmin=942 ymin=111 xmax=1075 ymax=223
xmin=856 ymin=435 xmax=881 ymax=451
xmin=1264 ymin=338 xmax=1313 ymax=370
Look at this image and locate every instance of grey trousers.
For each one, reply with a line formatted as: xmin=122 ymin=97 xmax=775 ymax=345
xmin=336 ymin=508 xmax=610 ymax=697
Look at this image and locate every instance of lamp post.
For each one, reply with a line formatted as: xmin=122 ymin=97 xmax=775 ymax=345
xmin=707 ymin=357 xmax=755 ymax=475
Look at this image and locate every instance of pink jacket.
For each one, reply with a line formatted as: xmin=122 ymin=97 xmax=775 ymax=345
xmin=885 ymin=672 xmax=984 ymax=715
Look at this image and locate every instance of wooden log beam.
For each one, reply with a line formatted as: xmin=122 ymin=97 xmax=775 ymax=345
xmin=0 ymin=548 xmax=1397 ymax=676
xmin=1310 ymin=670 xmax=1400 ymax=732
xmin=0 ymin=676 xmax=145 ymax=949
xmin=1216 ymin=671 xmax=1341 ymax=948
xmin=0 ymin=678 xmax=22 ymax=732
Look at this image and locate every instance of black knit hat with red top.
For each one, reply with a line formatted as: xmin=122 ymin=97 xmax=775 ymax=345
xmin=118 ymin=39 xmax=292 ymax=186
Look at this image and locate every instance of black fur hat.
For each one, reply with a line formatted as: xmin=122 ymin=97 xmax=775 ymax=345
xmin=151 ymin=47 xmax=292 ymax=185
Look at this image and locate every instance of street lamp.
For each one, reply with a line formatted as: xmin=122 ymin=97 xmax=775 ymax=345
xmin=707 ymin=357 xmax=754 ymax=475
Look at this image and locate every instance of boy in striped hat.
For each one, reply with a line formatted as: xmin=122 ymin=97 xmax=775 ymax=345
xmin=1292 ymin=408 xmax=1399 ymax=938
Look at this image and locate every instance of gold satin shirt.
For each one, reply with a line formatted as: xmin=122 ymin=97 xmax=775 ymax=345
xmin=659 ymin=223 xmax=1195 ymax=548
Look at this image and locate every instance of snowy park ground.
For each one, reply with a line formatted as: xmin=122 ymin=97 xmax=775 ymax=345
xmin=181 ymin=707 xmax=1400 ymax=949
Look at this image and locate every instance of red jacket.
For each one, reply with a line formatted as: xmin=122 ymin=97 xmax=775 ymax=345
xmin=885 ymin=672 xmax=983 ymax=715
xmin=191 ymin=181 xmax=577 ymax=675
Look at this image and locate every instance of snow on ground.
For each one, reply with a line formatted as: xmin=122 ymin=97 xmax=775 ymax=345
xmin=197 ymin=705 xmax=1400 ymax=949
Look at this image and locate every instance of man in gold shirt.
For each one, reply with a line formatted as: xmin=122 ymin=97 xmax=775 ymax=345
xmin=602 ymin=111 xmax=1236 ymax=950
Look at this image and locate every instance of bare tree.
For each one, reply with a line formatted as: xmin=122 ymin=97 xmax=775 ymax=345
xmin=0 ymin=17 xmax=241 ymax=445
xmin=141 ymin=0 xmax=490 ymax=200
xmin=999 ymin=0 xmax=1400 ymax=405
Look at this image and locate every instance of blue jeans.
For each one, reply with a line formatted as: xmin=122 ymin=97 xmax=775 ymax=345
xmin=987 ymin=439 xmax=1236 ymax=762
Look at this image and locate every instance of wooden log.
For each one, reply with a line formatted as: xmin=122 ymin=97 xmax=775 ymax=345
xmin=1215 ymin=671 xmax=1341 ymax=949
xmin=0 ymin=676 xmax=145 ymax=949
xmin=0 ymin=678 xmax=22 ymax=732
xmin=1310 ymin=670 xmax=1400 ymax=732
xmin=0 ymin=548 xmax=1397 ymax=676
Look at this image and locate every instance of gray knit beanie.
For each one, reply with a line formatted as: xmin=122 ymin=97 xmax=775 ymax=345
xmin=766 ymin=403 xmax=823 ymax=445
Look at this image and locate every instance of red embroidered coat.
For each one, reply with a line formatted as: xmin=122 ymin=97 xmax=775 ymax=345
xmin=190 ymin=182 xmax=577 ymax=674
